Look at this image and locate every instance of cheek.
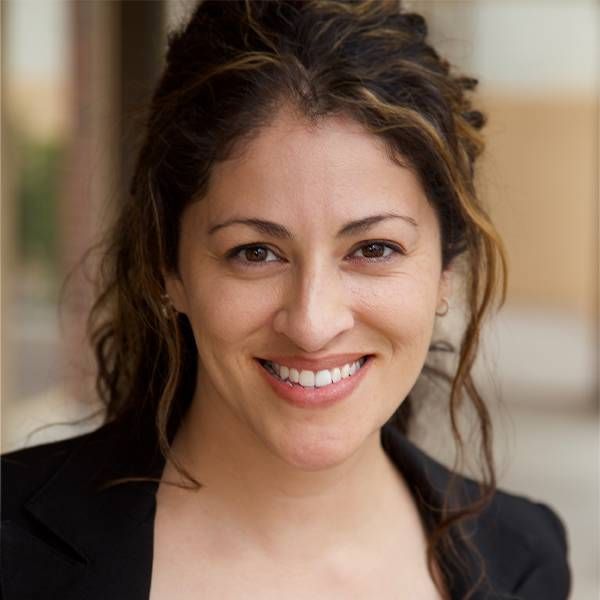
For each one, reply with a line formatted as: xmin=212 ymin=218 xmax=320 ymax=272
xmin=350 ymin=271 xmax=439 ymax=346
xmin=353 ymin=276 xmax=438 ymax=405
xmin=184 ymin=272 xmax=279 ymax=348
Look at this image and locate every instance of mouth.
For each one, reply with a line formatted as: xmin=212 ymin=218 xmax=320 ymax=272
xmin=256 ymin=355 xmax=373 ymax=388
xmin=253 ymin=354 xmax=374 ymax=409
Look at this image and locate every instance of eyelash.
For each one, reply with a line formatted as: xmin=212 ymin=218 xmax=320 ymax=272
xmin=225 ymin=241 xmax=405 ymax=267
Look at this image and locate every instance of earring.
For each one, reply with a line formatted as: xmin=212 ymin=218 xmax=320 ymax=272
xmin=160 ymin=292 xmax=176 ymax=318
xmin=435 ymin=298 xmax=449 ymax=317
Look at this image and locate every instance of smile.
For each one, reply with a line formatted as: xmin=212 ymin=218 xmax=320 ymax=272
xmin=255 ymin=355 xmax=373 ymax=409
xmin=260 ymin=357 xmax=368 ymax=388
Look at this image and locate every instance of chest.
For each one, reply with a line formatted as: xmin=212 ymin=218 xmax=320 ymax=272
xmin=148 ymin=505 xmax=447 ymax=600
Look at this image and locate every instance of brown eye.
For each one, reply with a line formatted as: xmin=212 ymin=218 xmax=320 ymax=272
xmin=361 ymin=243 xmax=386 ymax=258
xmin=244 ymin=247 xmax=269 ymax=262
xmin=226 ymin=244 xmax=281 ymax=266
xmin=348 ymin=241 xmax=403 ymax=263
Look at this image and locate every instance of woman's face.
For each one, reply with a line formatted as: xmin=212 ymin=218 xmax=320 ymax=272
xmin=166 ymin=109 xmax=451 ymax=471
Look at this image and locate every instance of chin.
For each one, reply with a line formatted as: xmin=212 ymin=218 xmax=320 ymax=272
xmin=271 ymin=423 xmax=367 ymax=472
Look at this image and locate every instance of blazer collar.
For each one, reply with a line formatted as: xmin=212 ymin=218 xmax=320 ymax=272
xmin=20 ymin=418 xmax=485 ymax=599
xmin=24 ymin=419 xmax=161 ymax=557
xmin=17 ymin=419 xmax=162 ymax=599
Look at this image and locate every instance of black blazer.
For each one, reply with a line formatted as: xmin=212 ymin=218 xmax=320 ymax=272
xmin=1 ymin=418 xmax=571 ymax=600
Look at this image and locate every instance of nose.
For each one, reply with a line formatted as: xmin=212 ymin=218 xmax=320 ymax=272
xmin=272 ymin=259 xmax=355 ymax=353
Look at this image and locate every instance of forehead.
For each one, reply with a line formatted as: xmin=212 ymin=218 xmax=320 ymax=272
xmin=202 ymin=109 xmax=432 ymax=224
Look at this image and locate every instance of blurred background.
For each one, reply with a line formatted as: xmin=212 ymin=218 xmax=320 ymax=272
xmin=1 ymin=1 xmax=598 ymax=598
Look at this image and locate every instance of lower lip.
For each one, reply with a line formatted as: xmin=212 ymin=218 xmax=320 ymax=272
xmin=255 ymin=356 xmax=373 ymax=409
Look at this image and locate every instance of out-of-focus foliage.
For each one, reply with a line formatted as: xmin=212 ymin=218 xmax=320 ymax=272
xmin=16 ymin=137 xmax=64 ymax=270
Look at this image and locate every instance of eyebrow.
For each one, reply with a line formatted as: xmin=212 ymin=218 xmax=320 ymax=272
xmin=208 ymin=212 xmax=418 ymax=239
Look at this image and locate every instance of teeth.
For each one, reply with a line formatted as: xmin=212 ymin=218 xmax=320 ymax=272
xmin=264 ymin=357 xmax=368 ymax=388
xmin=315 ymin=370 xmax=332 ymax=388
xmin=299 ymin=370 xmax=315 ymax=387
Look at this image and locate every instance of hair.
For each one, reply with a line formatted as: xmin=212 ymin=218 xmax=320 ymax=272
xmin=87 ymin=1 xmax=507 ymax=597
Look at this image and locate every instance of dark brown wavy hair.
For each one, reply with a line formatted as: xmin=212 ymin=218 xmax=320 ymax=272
xmin=88 ymin=1 xmax=507 ymax=597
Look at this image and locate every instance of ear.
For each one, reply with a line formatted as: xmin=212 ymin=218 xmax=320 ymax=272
xmin=437 ymin=266 xmax=453 ymax=310
xmin=163 ymin=270 xmax=189 ymax=316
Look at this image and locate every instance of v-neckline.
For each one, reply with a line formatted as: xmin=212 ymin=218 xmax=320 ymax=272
xmin=144 ymin=420 xmax=463 ymax=599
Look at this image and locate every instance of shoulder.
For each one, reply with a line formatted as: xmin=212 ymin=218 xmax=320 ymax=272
xmin=380 ymin=424 xmax=571 ymax=598
xmin=486 ymin=486 xmax=569 ymax=555
xmin=1 ymin=423 xmax=115 ymax=522
xmin=459 ymin=477 xmax=571 ymax=598
xmin=1 ymin=420 xmax=159 ymax=600
xmin=436 ymin=465 xmax=572 ymax=599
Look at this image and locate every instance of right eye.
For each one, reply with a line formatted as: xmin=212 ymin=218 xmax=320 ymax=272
xmin=226 ymin=244 xmax=282 ymax=266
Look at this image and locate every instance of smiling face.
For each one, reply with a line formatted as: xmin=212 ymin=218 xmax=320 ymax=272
xmin=165 ymin=108 xmax=451 ymax=471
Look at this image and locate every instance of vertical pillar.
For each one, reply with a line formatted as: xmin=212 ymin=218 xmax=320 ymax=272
xmin=118 ymin=1 xmax=165 ymax=199
xmin=61 ymin=0 xmax=165 ymax=412
xmin=60 ymin=0 xmax=120 ymax=408
xmin=1 ymin=0 xmax=16 ymax=446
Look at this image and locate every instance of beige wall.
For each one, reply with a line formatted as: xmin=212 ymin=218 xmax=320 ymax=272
xmin=479 ymin=92 xmax=597 ymax=323
xmin=414 ymin=0 xmax=599 ymax=410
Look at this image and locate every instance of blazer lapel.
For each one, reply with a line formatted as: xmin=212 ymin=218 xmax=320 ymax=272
xmin=381 ymin=422 xmax=535 ymax=599
xmin=5 ymin=420 xmax=162 ymax=600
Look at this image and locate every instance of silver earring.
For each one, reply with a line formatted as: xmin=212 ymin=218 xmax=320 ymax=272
xmin=435 ymin=298 xmax=449 ymax=317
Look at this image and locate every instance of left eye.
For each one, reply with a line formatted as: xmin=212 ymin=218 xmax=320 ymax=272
xmin=349 ymin=242 xmax=402 ymax=261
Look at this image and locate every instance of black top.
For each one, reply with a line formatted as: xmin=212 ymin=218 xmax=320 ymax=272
xmin=1 ymin=418 xmax=571 ymax=600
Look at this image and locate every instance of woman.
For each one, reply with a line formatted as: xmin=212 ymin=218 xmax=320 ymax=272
xmin=1 ymin=1 xmax=571 ymax=599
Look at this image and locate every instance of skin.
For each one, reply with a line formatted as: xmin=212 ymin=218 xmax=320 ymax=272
xmin=157 ymin=107 xmax=452 ymax=598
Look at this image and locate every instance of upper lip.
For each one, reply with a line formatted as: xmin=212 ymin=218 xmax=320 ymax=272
xmin=258 ymin=353 xmax=371 ymax=371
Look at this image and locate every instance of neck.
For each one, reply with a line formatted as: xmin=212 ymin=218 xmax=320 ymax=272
xmin=159 ymin=388 xmax=413 ymax=561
